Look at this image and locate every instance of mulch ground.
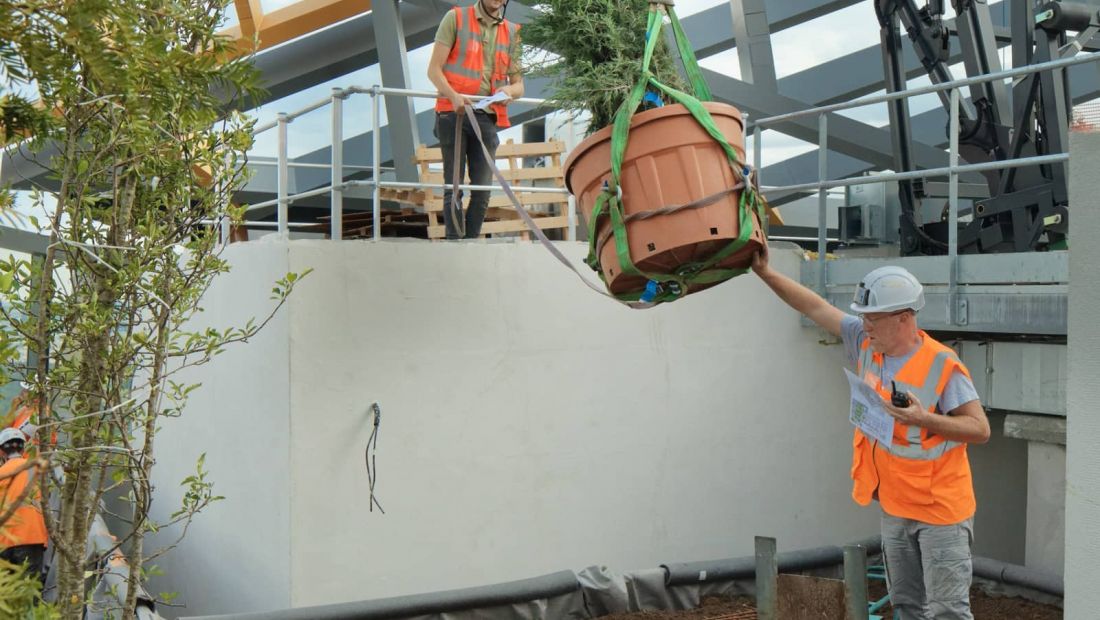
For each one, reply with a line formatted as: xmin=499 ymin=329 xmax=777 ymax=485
xmin=598 ymin=587 xmax=1063 ymax=619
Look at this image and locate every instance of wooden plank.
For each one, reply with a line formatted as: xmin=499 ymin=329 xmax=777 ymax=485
xmin=427 ymin=215 xmax=570 ymax=239
xmin=418 ymin=168 xmax=562 ymax=183
xmin=425 ymin=193 xmax=568 ymax=211
xmin=416 ymin=140 xmax=566 ymax=163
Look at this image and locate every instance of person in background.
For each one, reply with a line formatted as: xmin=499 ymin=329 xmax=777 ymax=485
xmin=427 ymin=0 xmax=523 ymax=239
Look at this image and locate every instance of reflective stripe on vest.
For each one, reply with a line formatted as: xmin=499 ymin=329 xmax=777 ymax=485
xmin=850 ymin=331 xmax=976 ymax=525
xmin=857 ymin=341 xmax=963 ymax=460
xmin=435 ymin=6 xmax=518 ymax=128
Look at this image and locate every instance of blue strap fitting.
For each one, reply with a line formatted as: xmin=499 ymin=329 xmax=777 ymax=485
xmin=743 ymin=165 xmax=751 ymax=176
xmin=643 ymin=91 xmax=664 ymax=108
xmin=640 ymin=280 xmax=661 ymax=303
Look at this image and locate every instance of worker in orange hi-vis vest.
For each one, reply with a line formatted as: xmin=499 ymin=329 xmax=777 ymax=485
xmin=0 ymin=427 xmax=48 ymax=584
xmin=751 ymin=242 xmax=991 ymax=620
xmin=427 ymin=0 xmax=524 ymax=240
xmin=2 ymin=383 xmax=55 ymax=456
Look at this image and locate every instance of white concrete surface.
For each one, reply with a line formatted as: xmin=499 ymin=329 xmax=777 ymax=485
xmin=153 ymin=239 xmax=888 ymax=616
xmin=1066 ymin=131 xmax=1100 ymax=618
xmin=146 ymin=240 xmax=293 ymax=617
xmin=284 ymin=240 xmax=879 ymax=608
xmin=1025 ymin=442 xmax=1066 ymax=576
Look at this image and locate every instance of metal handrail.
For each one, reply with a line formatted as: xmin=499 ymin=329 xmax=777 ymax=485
xmin=748 ymin=49 xmax=1100 ymax=323
xmin=239 ymin=84 xmax=570 ymax=242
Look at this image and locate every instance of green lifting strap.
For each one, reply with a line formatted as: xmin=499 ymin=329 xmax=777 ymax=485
xmin=587 ymin=3 xmax=765 ymax=304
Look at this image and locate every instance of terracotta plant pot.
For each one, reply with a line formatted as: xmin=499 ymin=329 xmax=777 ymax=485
xmin=564 ymin=102 xmax=765 ymax=298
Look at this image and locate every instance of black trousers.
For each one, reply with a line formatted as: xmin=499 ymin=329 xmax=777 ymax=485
xmin=435 ymin=111 xmax=501 ymax=239
xmin=0 ymin=544 xmax=46 ymax=584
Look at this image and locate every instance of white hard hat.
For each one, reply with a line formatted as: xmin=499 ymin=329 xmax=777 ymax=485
xmin=850 ymin=266 xmax=925 ymax=313
xmin=0 ymin=427 xmax=26 ymax=448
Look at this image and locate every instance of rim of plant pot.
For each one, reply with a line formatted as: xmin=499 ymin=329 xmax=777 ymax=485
xmin=563 ymin=102 xmax=745 ymax=195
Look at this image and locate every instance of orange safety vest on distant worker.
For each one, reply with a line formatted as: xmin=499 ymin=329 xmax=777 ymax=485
xmin=3 ymin=395 xmax=56 ymax=455
xmin=434 ymin=5 xmax=519 ymax=128
xmin=0 ymin=456 xmax=48 ymax=549
xmin=850 ymin=332 xmax=976 ymax=525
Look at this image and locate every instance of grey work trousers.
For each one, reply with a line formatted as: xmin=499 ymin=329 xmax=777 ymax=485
xmin=882 ymin=512 xmax=974 ymax=620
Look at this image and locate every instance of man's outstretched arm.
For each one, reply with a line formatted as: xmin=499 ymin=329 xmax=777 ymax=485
xmin=752 ymin=245 xmax=846 ymax=338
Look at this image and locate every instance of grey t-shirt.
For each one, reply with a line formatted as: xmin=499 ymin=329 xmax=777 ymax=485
xmin=840 ymin=314 xmax=979 ymax=414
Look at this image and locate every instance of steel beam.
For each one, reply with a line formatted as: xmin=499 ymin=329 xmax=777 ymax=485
xmin=704 ymin=69 xmax=951 ymax=172
xmin=729 ymin=0 xmax=777 ymax=89
xmin=372 ymin=0 xmax=420 ymax=182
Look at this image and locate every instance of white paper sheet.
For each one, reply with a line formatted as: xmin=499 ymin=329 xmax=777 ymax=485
xmin=844 ymin=368 xmax=895 ymax=445
xmin=473 ymin=91 xmax=511 ymax=111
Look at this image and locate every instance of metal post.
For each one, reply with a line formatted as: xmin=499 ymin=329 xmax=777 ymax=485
xmin=948 ymin=87 xmax=962 ymax=326
xmin=331 ymin=88 xmax=345 ymax=241
xmin=817 ymin=114 xmax=828 ymax=294
xmin=567 ymin=195 xmax=577 ymax=242
xmin=843 ymin=544 xmax=868 ymax=620
xmin=277 ymin=112 xmax=289 ymax=239
xmin=220 ymin=151 xmax=231 ymax=246
xmin=754 ymin=123 xmax=764 ymax=235
xmin=371 ymin=85 xmax=382 ymax=241
xmin=755 ymin=536 xmax=778 ymax=620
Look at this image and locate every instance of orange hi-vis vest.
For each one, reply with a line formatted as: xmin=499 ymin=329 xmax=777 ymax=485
xmin=0 ymin=456 xmax=47 ymax=549
xmin=435 ymin=5 xmax=518 ymax=128
xmin=851 ymin=331 xmax=976 ymax=525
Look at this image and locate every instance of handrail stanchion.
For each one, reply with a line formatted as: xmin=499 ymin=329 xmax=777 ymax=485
xmin=277 ymin=112 xmax=289 ymax=239
xmin=949 ymin=87 xmax=962 ymax=325
xmin=331 ymin=88 xmax=345 ymax=241
xmin=371 ymin=85 xmax=381 ymax=241
xmin=817 ymin=114 xmax=828 ymax=295
xmin=753 ymin=120 xmax=764 ymax=235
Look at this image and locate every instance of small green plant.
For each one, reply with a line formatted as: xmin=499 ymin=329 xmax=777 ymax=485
xmin=521 ymin=0 xmax=687 ymax=133
xmin=0 ymin=559 xmax=58 ymax=619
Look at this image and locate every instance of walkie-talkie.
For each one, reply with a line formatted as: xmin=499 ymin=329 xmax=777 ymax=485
xmin=891 ymin=380 xmax=911 ymax=407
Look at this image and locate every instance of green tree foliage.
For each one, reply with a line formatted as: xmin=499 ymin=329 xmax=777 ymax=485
xmin=0 ymin=0 xmax=306 ymax=617
xmin=521 ymin=0 xmax=687 ymax=133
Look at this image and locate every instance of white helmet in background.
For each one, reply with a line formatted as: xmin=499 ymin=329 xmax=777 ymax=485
xmin=0 ymin=427 xmax=26 ymax=452
xmin=850 ymin=266 xmax=925 ymax=314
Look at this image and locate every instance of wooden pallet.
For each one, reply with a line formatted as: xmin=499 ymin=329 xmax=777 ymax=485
xmin=417 ymin=138 xmax=571 ymax=240
xmin=317 ymin=208 xmax=429 ymax=239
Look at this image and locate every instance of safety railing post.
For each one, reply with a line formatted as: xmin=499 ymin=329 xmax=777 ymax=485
xmin=277 ymin=112 xmax=289 ymax=239
xmin=817 ymin=114 xmax=828 ymax=295
xmin=371 ymin=85 xmax=381 ymax=241
xmin=753 ymin=121 xmax=764 ymax=236
xmin=948 ymin=87 xmax=962 ymax=326
xmin=567 ymin=195 xmax=577 ymax=242
xmin=331 ymin=88 xmax=345 ymax=241
xmin=219 ymin=151 xmax=231 ymax=246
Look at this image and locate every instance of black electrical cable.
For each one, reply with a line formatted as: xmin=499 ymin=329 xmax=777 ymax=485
xmin=366 ymin=403 xmax=385 ymax=514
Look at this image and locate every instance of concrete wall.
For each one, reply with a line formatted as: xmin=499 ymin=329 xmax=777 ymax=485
xmin=968 ymin=413 xmax=1028 ymax=565
xmin=1026 ymin=442 xmax=1066 ymax=576
xmin=146 ymin=240 xmax=293 ymax=617
xmin=150 ymin=237 xmax=1037 ymax=617
xmin=282 ymin=240 xmax=880 ymax=608
xmin=1066 ymin=131 xmax=1100 ymax=618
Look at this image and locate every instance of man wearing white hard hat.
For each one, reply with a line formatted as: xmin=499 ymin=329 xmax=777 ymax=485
xmin=752 ymin=246 xmax=990 ymax=620
xmin=0 ymin=427 xmax=47 ymax=584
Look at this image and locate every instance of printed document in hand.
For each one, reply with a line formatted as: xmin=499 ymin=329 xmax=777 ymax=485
xmin=473 ymin=91 xmax=510 ymax=111
xmin=844 ymin=368 xmax=895 ymax=445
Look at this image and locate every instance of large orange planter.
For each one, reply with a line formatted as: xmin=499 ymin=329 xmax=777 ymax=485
xmin=564 ymin=102 xmax=765 ymax=297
